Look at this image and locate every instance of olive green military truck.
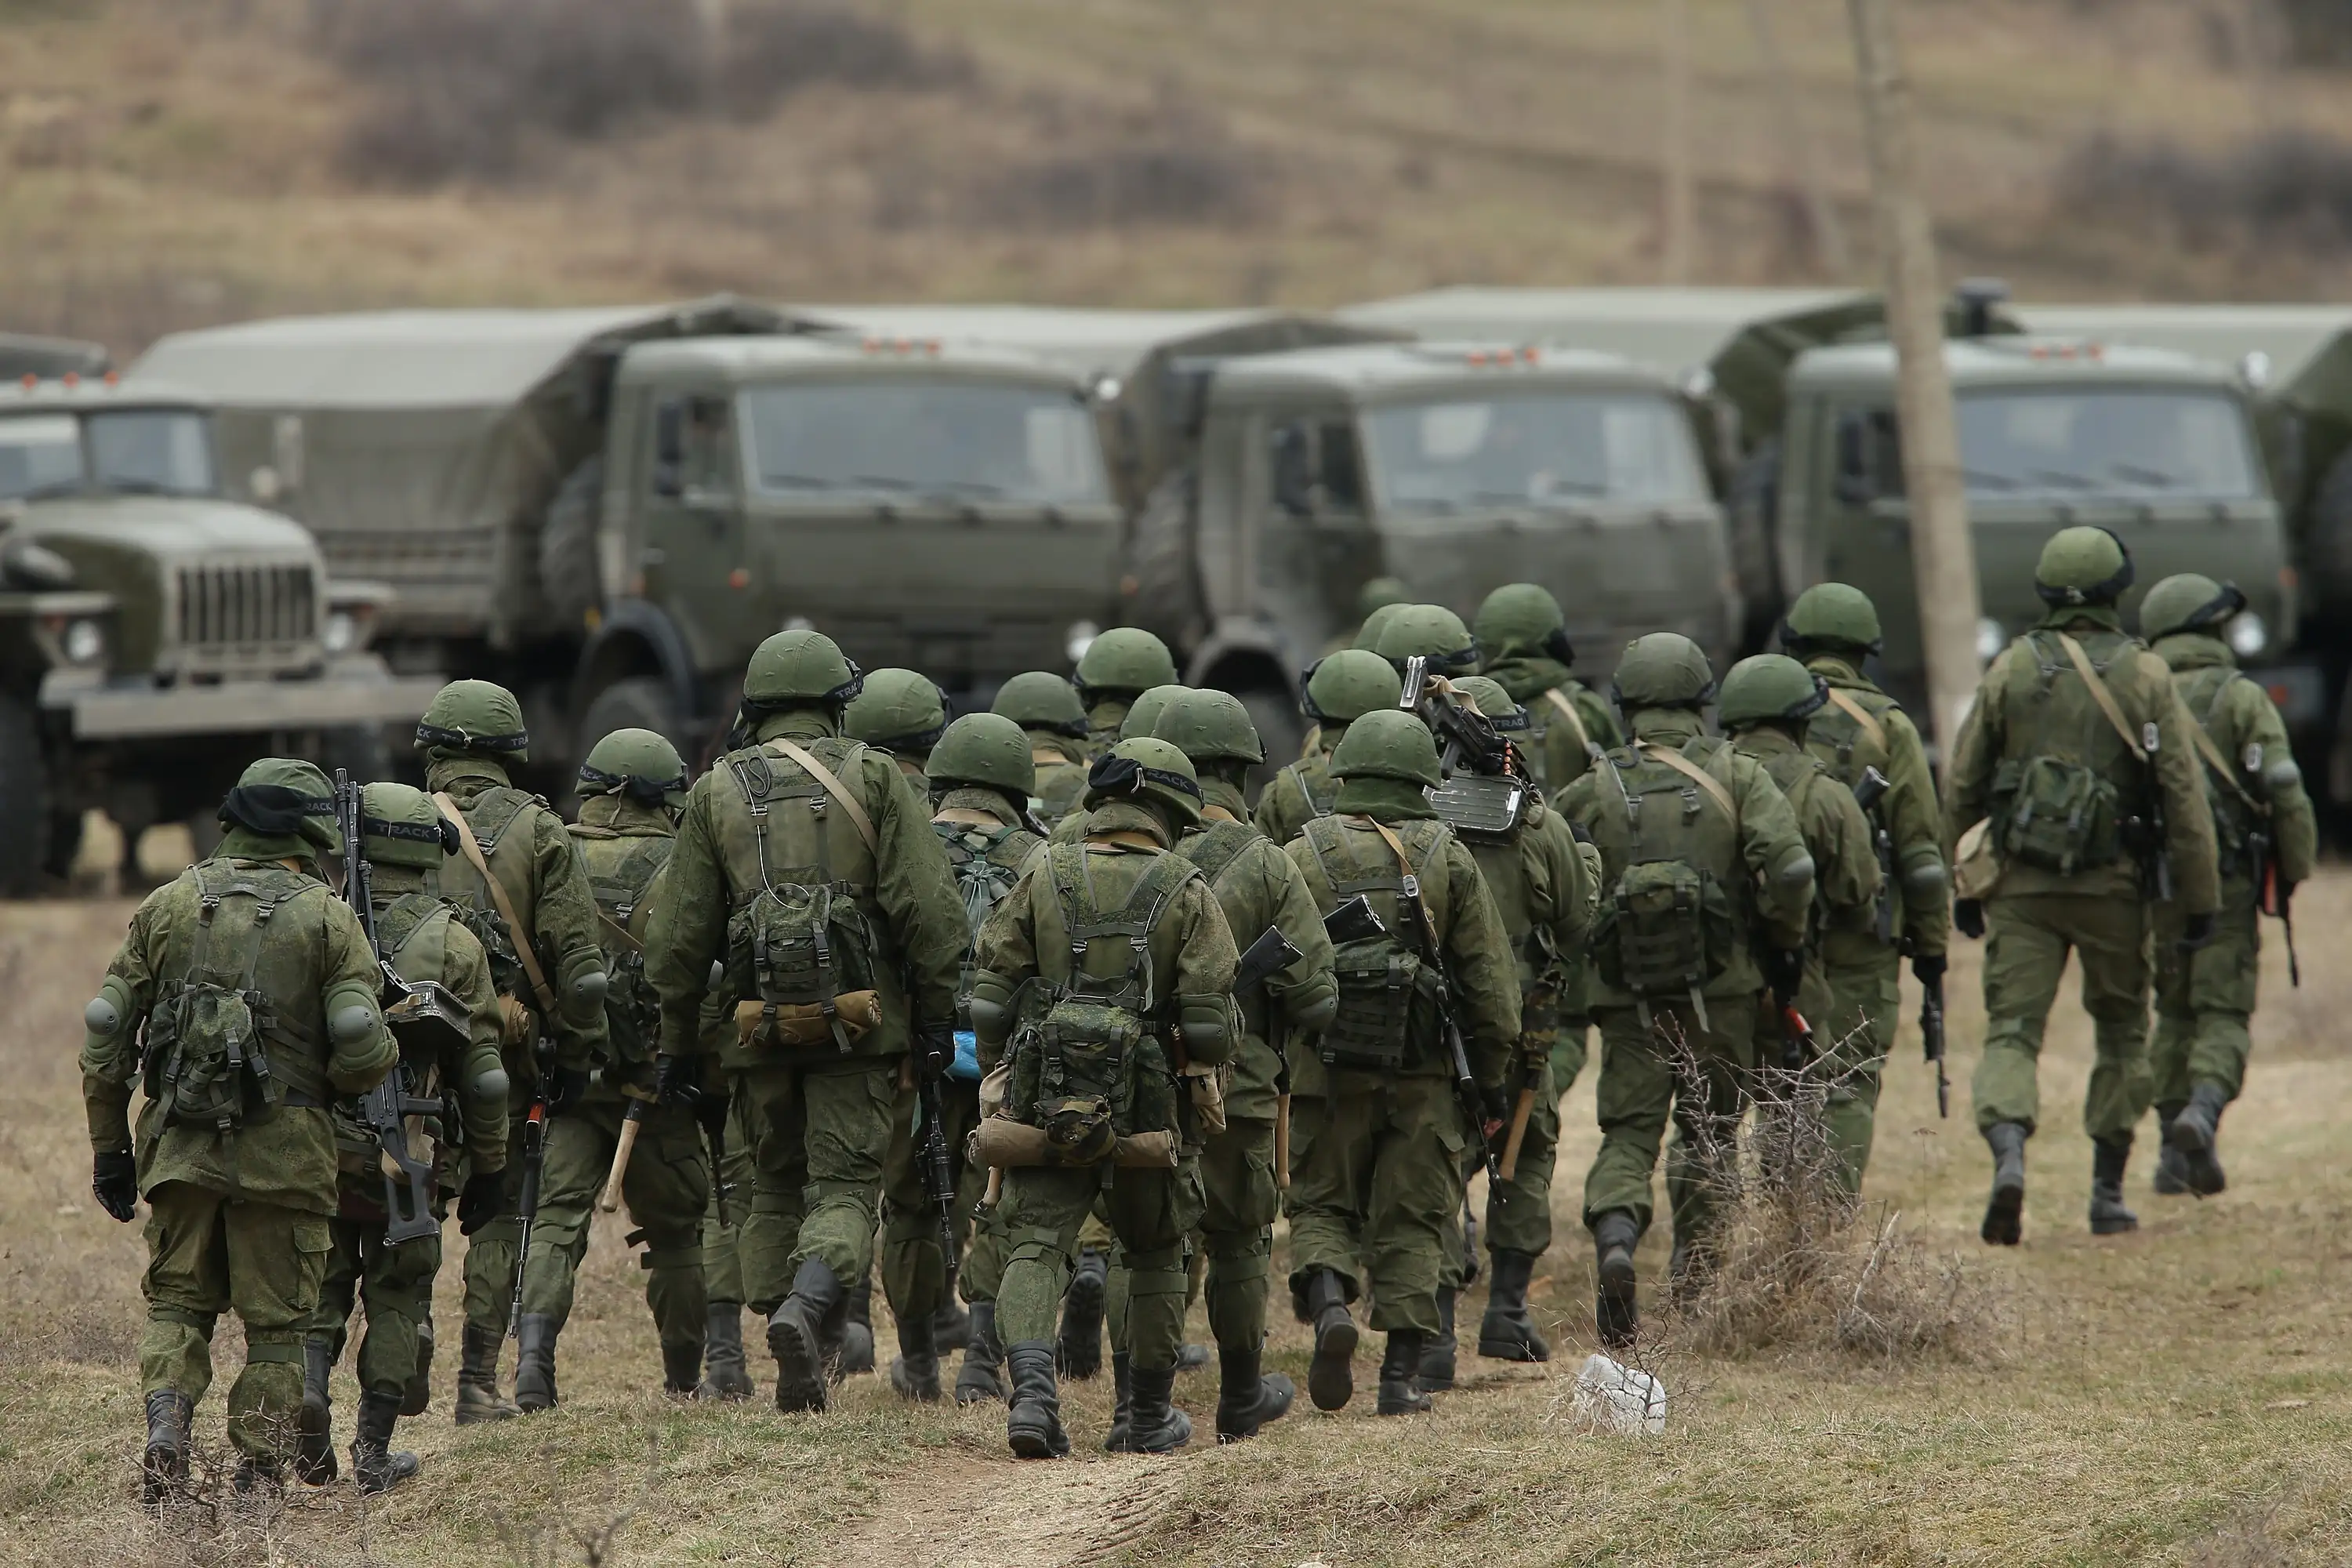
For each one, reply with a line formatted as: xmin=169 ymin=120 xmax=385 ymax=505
xmin=0 ymin=368 xmax=436 ymax=893
xmin=132 ymin=299 xmax=1124 ymax=781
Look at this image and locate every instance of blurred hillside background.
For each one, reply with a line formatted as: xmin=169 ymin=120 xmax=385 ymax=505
xmin=9 ymin=0 xmax=2352 ymax=359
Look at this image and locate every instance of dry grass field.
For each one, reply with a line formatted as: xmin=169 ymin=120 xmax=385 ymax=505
xmin=2 ymin=862 xmax=2349 ymax=1566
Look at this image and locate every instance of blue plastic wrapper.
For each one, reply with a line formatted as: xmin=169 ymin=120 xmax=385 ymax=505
xmin=950 ymin=1029 xmax=982 ymax=1082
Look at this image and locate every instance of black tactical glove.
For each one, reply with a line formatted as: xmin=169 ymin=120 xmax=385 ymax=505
xmin=1911 ymin=953 xmax=1947 ymax=987
xmin=93 ymin=1150 xmax=138 ymax=1223
xmin=695 ymin=1085 xmax=732 ymax=1141
xmin=1764 ymin=947 xmax=1806 ymax=1002
xmin=457 ymin=1169 xmax=508 ymax=1236
xmin=2178 ymin=911 xmax=2218 ymax=953
xmin=653 ymin=1051 xmax=700 ymax=1108
xmin=1953 ymin=899 xmax=1986 ymax=941
xmin=916 ymin=1024 xmax=956 ymax=1082
xmin=544 ymin=1064 xmax=592 ymax=1116
xmin=1479 ymin=1083 xmax=1510 ymax=1132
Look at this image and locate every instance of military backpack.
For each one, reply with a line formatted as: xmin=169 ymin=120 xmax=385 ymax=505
xmin=1987 ymin=632 xmax=2151 ymax=877
xmin=1588 ymin=739 xmax=1743 ymax=1020
xmin=572 ymin=826 xmax=675 ymax=1074
xmin=1299 ymin=815 xmax=1450 ymax=1073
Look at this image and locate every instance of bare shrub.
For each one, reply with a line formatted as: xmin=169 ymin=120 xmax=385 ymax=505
xmin=718 ymin=2 xmax=973 ymax=117
xmin=974 ymin=103 xmax=1267 ymax=230
xmin=2055 ymin=128 xmax=2352 ymax=256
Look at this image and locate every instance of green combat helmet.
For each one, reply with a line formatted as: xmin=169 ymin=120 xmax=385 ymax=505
xmin=844 ymin=668 xmax=952 ymax=754
xmin=1473 ymin=583 xmax=1576 ymax=666
xmin=220 ymin=756 xmax=341 ymax=852
xmin=1451 ymin=674 xmax=1530 ymax=733
xmin=414 ymin=678 xmax=528 ymax=762
xmin=1075 ymin=627 xmax=1179 ymax=702
xmin=1083 ymin=736 xmax=1204 ymax=827
xmin=1301 ymin=649 xmax=1405 ymax=724
xmin=577 ymin=727 xmax=691 ymax=811
xmin=2139 ymin=572 xmax=2247 ymax=642
xmin=742 ymin=628 xmax=864 ymax=708
xmin=927 ymin=713 xmax=1037 ymax=800
xmin=1610 ymin=632 xmax=1716 ymax=711
xmin=1356 ymin=575 xmax=1411 ymax=622
xmin=1154 ymin=688 xmax=1265 ymax=766
xmin=361 ymin=781 xmax=459 ymax=868
xmin=992 ymin=670 xmax=1090 ymax=738
xmin=1374 ymin=604 xmax=1480 ymax=674
xmin=1716 ymin=654 xmax=1830 ymax=729
xmin=1118 ymin=684 xmax=1189 ymax=741
xmin=1352 ymin=601 xmax=1410 ymax=653
xmin=1780 ymin=582 xmax=1884 ymax=656
xmin=2034 ymin=525 xmax=2134 ymax=608
xmin=1330 ymin=707 xmax=1443 ymax=789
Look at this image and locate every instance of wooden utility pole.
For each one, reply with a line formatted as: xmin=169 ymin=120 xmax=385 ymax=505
xmin=1746 ymin=0 xmax=1850 ymax=277
xmin=1661 ymin=0 xmax=1697 ymax=283
xmin=1846 ymin=0 xmax=1980 ymax=757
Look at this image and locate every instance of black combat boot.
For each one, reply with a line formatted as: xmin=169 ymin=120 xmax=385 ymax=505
xmin=699 ymin=1303 xmax=753 ymax=1400
xmin=1004 ymin=1340 xmax=1070 ymax=1459
xmin=1058 ymin=1249 xmax=1108 ymax=1379
xmin=1477 ymin=1249 xmax=1551 ymax=1363
xmin=933 ymin=1296 xmax=971 ymax=1354
xmin=2169 ymin=1080 xmax=2230 ymax=1197
xmin=1303 ymin=1268 xmax=1358 ymax=1412
xmin=768 ymin=1256 xmax=847 ymax=1414
xmin=890 ymin=1307 xmax=942 ymax=1403
xmin=1213 ymin=1341 xmax=1293 ymax=1443
xmin=1376 ymin=1329 xmax=1432 ymax=1416
xmin=141 ymin=1390 xmax=191 ymax=1508
xmin=231 ymin=1455 xmax=282 ymax=1497
xmin=513 ymin=1313 xmax=561 ymax=1413
xmin=1417 ymin=1287 xmax=1457 ymax=1391
xmin=401 ymin=1320 xmax=434 ymax=1417
xmin=1981 ymin=1123 xmax=2028 ymax=1246
xmin=2152 ymin=1105 xmax=2191 ymax=1196
xmin=1174 ymin=1341 xmax=1210 ymax=1371
xmin=837 ymin=1269 xmax=876 ymax=1377
xmin=662 ymin=1336 xmax=703 ymax=1398
xmin=1126 ymin=1362 xmax=1194 ymax=1453
xmin=295 ymin=1338 xmax=337 ymax=1486
xmin=955 ymin=1301 xmax=1006 ymax=1405
xmin=2089 ymin=1134 xmax=2140 ymax=1235
xmin=350 ymin=1389 xmax=420 ymax=1496
xmin=1594 ymin=1210 xmax=1640 ymax=1349
xmin=1103 ymin=1351 xmax=1134 ymax=1452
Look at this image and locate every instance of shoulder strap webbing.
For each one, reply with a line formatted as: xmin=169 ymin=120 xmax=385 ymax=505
xmin=1543 ymin=688 xmax=1599 ymax=760
xmin=764 ymin=737 xmax=880 ymax=855
xmin=1364 ymin=816 xmax=1444 ymax=953
xmin=434 ymin=790 xmax=557 ymax=1014
xmin=2185 ymin=674 xmax=2262 ymax=812
xmin=1180 ymin=821 xmax=1259 ymax=890
xmin=1636 ymin=739 xmax=1737 ymax=818
xmin=2053 ymin=632 xmax=2147 ymax=764
xmin=1824 ymin=688 xmax=1887 ymax=753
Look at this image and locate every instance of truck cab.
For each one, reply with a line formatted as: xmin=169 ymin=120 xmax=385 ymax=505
xmin=0 ymin=375 xmax=434 ymax=890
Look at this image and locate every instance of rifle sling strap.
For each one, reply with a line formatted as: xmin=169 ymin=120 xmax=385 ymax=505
xmin=2189 ymin=678 xmax=2264 ymax=814
xmin=434 ymin=791 xmax=558 ymax=1016
xmin=1542 ymin=689 xmax=1599 ymax=760
xmin=1636 ymin=740 xmax=1737 ymax=818
xmin=1363 ymin=816 xmax=1444 ymax=955
xmin=2053 ymin=632 xmax=2147 ymax=764
xmin=1824 ymin=688 xmax=1887 ymax=753
xmin=764 ymin=737 xmax=880 ymax=855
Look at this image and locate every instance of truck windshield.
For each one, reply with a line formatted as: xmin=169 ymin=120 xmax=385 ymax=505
xmin=0 ymin=415 xmax=84 ymax=499
xmin=1955 ymin=390 xmax=2257 ymax=497
xmin=88 ymin=410 xmax=216 ymax=495
xmin=739 ymin=380 xmax=1109 ymax=506
xmin=1362 ymin=391 xmax=1708 ymax=511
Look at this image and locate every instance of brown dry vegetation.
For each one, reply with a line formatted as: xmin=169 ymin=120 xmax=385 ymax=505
xmin=3 ymin=864 xmax=2351 ymax=1564
xmin=9 ymin=1 xmax=2352 ymax=361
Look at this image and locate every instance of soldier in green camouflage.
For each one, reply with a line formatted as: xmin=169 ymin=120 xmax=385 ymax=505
xmin=1255 ymin=652 xmax=1403 ymax=850
xmin=1074 ymin=628 xmax=1181 ymax=756
xmin=2138 ymin=573 xmax=2317 ymax=1198
xmin=847 ymin=668 xmax=953 ymax=791
xmin=1474 ymin=583 xmax=1621 ymax=795
xmin=697 ymin=1094 xmax=759 ymax=1400
xmin=299 ymin=782 xmax=509 ymax=1494
xmin=642 ymin=630 xmax=967 ymax=1413
xmin=1284 ymin=711 xmax=1522 ymax=1417
xmin=1780 ymin=583 xmax=1951 ymax=1192
xmin=1154 ymin=690 xmax=1338 ymax=1441
xmin=83 ymin=758 xmax=396 ymax=1502
xmin=971 ymin=739 xmax=1241 ymax=1457
xmin=882 ymin=712 xmax=1046 ymax=1403
xmin=1718 ymin=655 xmax=1883 ymax=1199
xmin=1373 ymin=603 xmax=1483 ymax=678
xmin=1048 ymin=684 xmax=1188 ymax=848
xmin=415 ymin=679 xmax=613 ymax=1425
xmin=992 ymin=672 xmax=1093 ymax=828
xmin=515 ymin=730 xmax=722 ymax=1406
xmin=1555 ymin=635 xmax=1814 ymax=1345
xmin=1945 ymin=528 xmax=2220 ymax=1243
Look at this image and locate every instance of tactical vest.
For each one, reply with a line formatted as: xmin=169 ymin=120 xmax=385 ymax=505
xmin=1178 ymin=818 xmax=1273 ymax=1036
xmin=2178 ymin=665 xmax=2264 ymax=866
xmin=1007 ymin=844 xmax=1196 ymax=1158
xmin=1299 ymin=815 xmax=1450 ymax=1073
xmin=1283 ymin=756 xmax=1341 ymax=821
xmin=935 ymin=817 xmax=1040 ymax=1027
xmin=435 ymin=787 xmax=537 ymax=1007
xmin=143 ymin=861 xmax=332 ymax=1133
xmin=1587 ymin=739 xmax=1743 ymax=1019
xmin=1465 ymin=821 xmax=1557 ymax=1009
xmin=1803 ymin=681 xmax=1901 ymax=940
xmin=1755 ymin=746 xmax=1837 ymax=938
xmin=1990 ymin=631 xmax=2151 ymax=877
xmin=333 ymin=889 xmax=457 ymax=1175
xmin=572 ymin=825 xmax=675 ymax=1073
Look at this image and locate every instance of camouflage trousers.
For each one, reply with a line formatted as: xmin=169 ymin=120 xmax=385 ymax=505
xmin=307 ymin=1185 xmax=441 ymax=1400
xmin=140 ymin=1181 xmax=332 ymax=1463
xmin=1748 ymin=938 xmax=1897 ymax=1196
xmin=996 ymin=1157 xmax=1206 ymax=1368
xmin=702 ymin=1092 xmax=760 ymax=1307
xmin=1198 ymin=1114 xmax=1280 ymax=1355
xmin=1583 ymin=993 xmax=1762 ymax=1245
xmin=2152 ymin=885 xmax=2262 ymax=1105
xmin=1286 ymin=1073 xmax=1467 ymax=1337
xmin=1973 ymin=893 xmax=2152 ymax=1141
xmin=731 ymin=1060 xmax=895 ymax=1311
xmin=1438 ymin=1057 xmax=1560 ymax=1290
xmin=880 ymin=1075 xmax=983 ymax=1327
xmin=528 ymin=1096 xmax=710 ymax=1359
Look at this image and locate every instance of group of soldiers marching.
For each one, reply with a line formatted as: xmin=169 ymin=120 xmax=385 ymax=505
xmin=81 ymin=522 xmax=2312 ymax=1494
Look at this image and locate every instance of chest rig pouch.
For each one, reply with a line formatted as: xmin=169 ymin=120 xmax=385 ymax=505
xmin=1991 ymin=636 xmax=2130 ymax=876
xmin=723 ymin=742 xmax=884 ymax=1053
xmin=1008 ymin=846 xmax=1196 ymax=1161
xmin=578 ymin=827 xmax=674 ymax=1073
xmin=1302 ymin=817 xmax=1444 ymax=1073
xmin=144 ymin=862 xmax=330 ymax=1132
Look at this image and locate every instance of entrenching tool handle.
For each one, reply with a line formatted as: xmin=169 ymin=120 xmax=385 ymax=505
xmin=1274 ymin=1091 xmax=1292 ymax=1190
xmin=1496 ymin=1083 xmax=1537 ymax=1184
xmin=598 ymin=1099 xmax=651 ymax=1214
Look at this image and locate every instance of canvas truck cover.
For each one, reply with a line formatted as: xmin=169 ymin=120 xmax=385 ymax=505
xmin=791 ymin=304 xmax=1403 ymax=510
xmin=129 ymin=296 xmax=791 ymax=647
xmin=0 ymin=332 xmax=110 ymax=382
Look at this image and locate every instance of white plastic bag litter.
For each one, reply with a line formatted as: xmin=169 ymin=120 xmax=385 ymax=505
xmin=1572 ymin=1352 xmax=1667 ymax=1436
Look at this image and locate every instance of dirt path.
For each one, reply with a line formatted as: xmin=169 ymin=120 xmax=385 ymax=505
xmin=835 ymin=1447 xmax=1178 ymax=1568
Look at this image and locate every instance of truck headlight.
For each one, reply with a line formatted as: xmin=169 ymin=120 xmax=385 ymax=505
xmin=1976 ymin=617 xmax=2006 ymax=662
xmin=2227 ymin=611 xmax=2267 ymax=659
xmin=61 ymin=618 xmax=105 ymax=666
xmin=322 ymin=609 xmax=358 ymax=655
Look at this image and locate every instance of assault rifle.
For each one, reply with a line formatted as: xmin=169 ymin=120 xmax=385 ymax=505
xmin=916 ymin=1048 xmax=960 ymax=1298
xmin=1381 ymin=859 xmax=1505 ymax=1192
xmin=509 ymin=1043 xmax=549 ymax=1340
xmin=1851 ymin=766 xmax=1896 ymax=946
xmin=335 ymin=770 xmax=462 ymax=1247
xmin=1920 ymin=969 xmax=1949 ymax=1119
xmin=2252 ymin=829 xmax=2301 ymax=989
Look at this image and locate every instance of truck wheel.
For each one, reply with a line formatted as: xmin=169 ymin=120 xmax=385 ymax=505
xmin=320 ymin=724 xmax=394 ymax=787
xmin=579 ymin=676 xmax=684 ymax=757
xmin=0 ymin=690 xmax=53 ymax=896
xmin=1728 ymin=436 xmax=1784 ymax=655
xmin=539 ymin=455 xmax=605 ymax=629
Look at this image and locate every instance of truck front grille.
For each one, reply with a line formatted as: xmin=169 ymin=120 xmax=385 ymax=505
xmin=177 ymin=564 xmax=316 ymax=648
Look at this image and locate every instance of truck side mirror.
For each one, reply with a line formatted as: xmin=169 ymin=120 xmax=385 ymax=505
xmin=652 ymin=401 xmax=684 ymax=499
